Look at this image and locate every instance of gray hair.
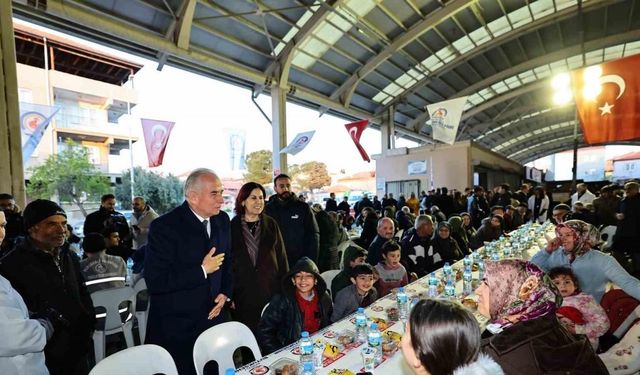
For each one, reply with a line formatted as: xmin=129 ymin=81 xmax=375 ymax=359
xmin=184 ymin=168 xmax=218 ymax=197
xmin=377 ymin=217 xmax=394 ymax=228
xmin=414 ymin=214 xmax=433 ymax=229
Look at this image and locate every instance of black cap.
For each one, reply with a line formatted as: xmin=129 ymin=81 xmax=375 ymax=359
xmin=23 ymin=199 xmax=66 ymax=231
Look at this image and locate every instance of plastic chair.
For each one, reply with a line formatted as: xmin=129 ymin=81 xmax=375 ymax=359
xmin=89 ymin=344 xmax=178 ymax=375
xmin=91 ymin=286 xmax=136 ymax=363
xmin=193 ymin=321 xmax=262 ymax=375
xmin=337 ymin=240 xmax=355 ymax=270
xmin=320 ymin=270 xmax=341 ymax=295
xmin=260 ymin=302 xmax=269 ymax=317
xmin=600 ymin=225 xmax=616 ymax=252
xmin=133 ymin=277 xmax=149 ymax=343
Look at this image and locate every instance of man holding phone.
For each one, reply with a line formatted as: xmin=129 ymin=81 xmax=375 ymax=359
xmin=144 ymin=168 xmax=233 ymax=375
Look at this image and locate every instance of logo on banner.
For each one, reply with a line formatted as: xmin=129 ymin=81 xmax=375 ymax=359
xmin=141 ymin=118 xmax=175 ymax=167
xmin=280 ymin=130 xmax=315 ymax=155
xmin=21 ymin=112 xmax=46 ymax=135
xmin=426 ymin=96 xmax=468 ymax=145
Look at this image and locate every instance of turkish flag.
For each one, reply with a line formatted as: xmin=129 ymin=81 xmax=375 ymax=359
xmin=345 ymin=120 xmax=370 ymax=162
xmin=141 ymin=118 xmax=175 ymax=167
xmin=572 ymin=54 xmax=640 ymax=144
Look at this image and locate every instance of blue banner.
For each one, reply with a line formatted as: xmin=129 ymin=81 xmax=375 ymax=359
xmin=20 ymin=102 xmax=60 ymax=160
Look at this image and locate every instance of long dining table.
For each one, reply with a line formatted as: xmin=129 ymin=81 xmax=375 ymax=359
xmin=237 ymin=222 xmax=553 ymax=375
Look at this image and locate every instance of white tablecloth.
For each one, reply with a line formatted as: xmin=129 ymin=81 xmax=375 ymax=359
xmin=237 ymin=227 xmax=550 ymax=375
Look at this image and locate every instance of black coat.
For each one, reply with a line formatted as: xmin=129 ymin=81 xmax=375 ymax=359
xmin=144 ymin=202 xmax=233 ymax=375
xmin=0 ymin=238 xmax=95 ymax=375
xmin=482 ymin=314 xmax=607 ymax=374
xmin=266 ymin=195 xmax=320 ymax=266
xmin=337 ymin=201 xmax=351 ymax=213
xmin=325 ymin=198 xmax=338 ymax=212
xmin=257 ymin=257 xmax=333 ymax=354
xmin=231 ymin=215 xmax=289 ymax=334
xmin=315 ymin=210 xmax=339 ymax=272
xmin=400 ymin=228 xmax=433 ymax=277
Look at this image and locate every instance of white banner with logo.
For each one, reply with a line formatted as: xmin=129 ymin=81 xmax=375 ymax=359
xmin=426 ymin=96 xmax=468 ymax=145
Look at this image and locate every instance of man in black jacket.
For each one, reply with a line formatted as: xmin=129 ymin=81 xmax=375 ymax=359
xmin=266 ymin=174 xmax=320 ymax=266
xmin=0 ymin=200 xmax=95 ymax=375
xmin=325 ymin=192 xmax=338 ymax=212
xmin=0 ymin=193 xmax=25 ymax=252
xmin=83 ymin=193 xmax=131 ymax=250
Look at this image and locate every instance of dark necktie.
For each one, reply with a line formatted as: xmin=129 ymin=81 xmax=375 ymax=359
xmin=202 ymin=219 xmax=209 ymax=239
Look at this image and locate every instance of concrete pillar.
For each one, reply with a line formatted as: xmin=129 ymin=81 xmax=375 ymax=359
xmin=381 ymin=105 xmax=395 ymax=153
xmin=271 ymin=85 xmax=288 ymax=175
xmin=0 ymin=2 xmax=26 ymax=207
xmin=388 ymin=105 xmax=395 ymax=149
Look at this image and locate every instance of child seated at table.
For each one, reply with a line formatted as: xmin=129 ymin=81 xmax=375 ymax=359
xmin=375 ymin=240 xmax=409 ymax=297
xmin=257 ymin=257 xmax=333 ymax=354
xmin=331 ymin=244 xmax=367 ymax=298
xmin=549 ymin=267 xmax=609 ymax=349
xmin=331 ymin=263 xmax=378 ymax=322
xmin=402 ymin=299 xmax=504 ymax=375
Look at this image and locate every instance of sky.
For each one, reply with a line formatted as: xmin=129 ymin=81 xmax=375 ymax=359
xmin=14 ymin=19 xmax=418 ymax=179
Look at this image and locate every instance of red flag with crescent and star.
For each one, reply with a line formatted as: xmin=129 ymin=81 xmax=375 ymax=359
xmin=345 ymin=120 xmax=370 ymax=162
xmin=572 ymin=54 xmax=640 ymax=144
xmin=141 ymin=118 xmax=175 ymax=167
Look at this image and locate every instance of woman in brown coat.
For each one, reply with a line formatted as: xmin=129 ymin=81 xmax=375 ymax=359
xmin=231 ymin=182 xmax=289 ymax=334
xmin=475 ymin=259 xmax=607 ymax=374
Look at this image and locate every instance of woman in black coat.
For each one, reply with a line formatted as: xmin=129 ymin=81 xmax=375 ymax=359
xmin=231 ymin=182 xmax=289 ymax=334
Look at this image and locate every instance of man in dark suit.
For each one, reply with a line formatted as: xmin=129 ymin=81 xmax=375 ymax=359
xmin=144 ymin=168 xmax=232 ymax=375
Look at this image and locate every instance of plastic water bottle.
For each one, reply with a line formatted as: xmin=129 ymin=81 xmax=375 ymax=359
xmin=312 ymin=340 xmax=324 ymax=369
xmin=463 ymin=255 xmax=472 ymax=271
xmin=443 ymin=262 xmax=452 ymax=282
xmin=224 ymin=369 xmax=235 ymax=375
xmin=301 ymin=362 xmax=315 ymax=375
xmin=427 ymin=274 xmax=439 ymax=298
xmin=367 ymin=323 xmax=382 ymax=364
xmin=126 ymin=258 xmax=134 ymax=270
xmin=396 ymin=287 xmax=409 ymax=321
xmin=478 ymin=259 xmax=485 ymax=280
xmin=445 ymin=280 xmax=455 ymax=299
xmin=355 ymin=308 xmax=368 ymax=344
xmin=463 ymin=270 xmax=473 ymax=296
xmin=299 ymin=331 xmax=314 ymax=371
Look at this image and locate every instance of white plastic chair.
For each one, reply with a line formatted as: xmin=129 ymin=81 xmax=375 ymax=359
xmin=88 ymin=344 xmax=178 ymax=375
xmin=193 ymin=321 xmax=262 ymax=375
xmin=260 ymin=302 xmax=270 ymax=317
xmin=320 ymin=269 xmax=341 ymax=295
xmin=91 ymin=286 xmax=136 ymax=363
xmin=337 ymin=240 xmax=355 ymax=270
xmin=133 ymin=277 xmax=149 ymax=343
xmin=600 ymin=225 xmax=616 ymax=252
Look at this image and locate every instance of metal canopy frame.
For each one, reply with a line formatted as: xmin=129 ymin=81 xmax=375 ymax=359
xmin=12 ymin=0 xmax=640 ymax=164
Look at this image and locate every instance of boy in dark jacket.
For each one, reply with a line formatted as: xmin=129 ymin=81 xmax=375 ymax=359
xmin=258 ymin=257 xmax=333 ymax=354
xmin=331 ymin=263 xmax=377 ymax=322
xmin=331 ymin=244 xmax=367 ymax=298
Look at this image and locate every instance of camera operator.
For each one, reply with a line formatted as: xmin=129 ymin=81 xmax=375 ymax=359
xmin=84 ymin=194 xmax=132 ymax=254
xmin=0 ymin=200 xmax=94 ymax=375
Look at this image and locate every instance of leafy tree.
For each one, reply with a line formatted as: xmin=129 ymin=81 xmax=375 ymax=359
xmin=115 ymin=167 xmax=184 ymax=215
xmin=244 ymin=150 xmax=273 ymax=185
xmin=295 ymin=161 xmax=331 ymax=191
xmin=27 ymin=140 xmax=110 ymax=216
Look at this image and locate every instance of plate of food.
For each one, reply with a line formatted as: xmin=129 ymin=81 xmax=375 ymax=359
xmin=381 ymin=339 xmax=398 ymax=356
xmin=371 ymin=317 xmax=390 ymax=331
xmin=323 ymin=343 xmax=341 ymax=360
xmin=328 ymin=370 xmax=355 ymax=375
xmin=371 ymin=305 xmax=384 ymax=312
xmin=336 ymin=330 xmax=355 ymax=346
xmin=383 ymin=330 xmax=402 ymax=343
xmin=461 ymin=297 xmax=478 ymax=311
xmin=250 ymin=365 xmax=270 ymax=375
xmin=271 ymin=358 xmax=298 ymax=375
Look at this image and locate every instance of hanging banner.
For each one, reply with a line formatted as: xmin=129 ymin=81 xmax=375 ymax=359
xmin=141 ymin=118 xmax=175 ymax=167
xmin=20 ymin=102 xmax=60 ymax=160
xmin=426 ymin=96 xmax=469 ymax=145
xmin=280 ymin=130 xmax=315 ymax=155
xmin=572 ymin=54 xmax=640 ymax=144
xmin=345 ymin=120 xmax=370 ymax=162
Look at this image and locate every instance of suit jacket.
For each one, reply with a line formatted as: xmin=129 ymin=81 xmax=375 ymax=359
xmin=230 ymin=214 xmax=288 ymax=334
xmin=144 ymin=201 xmax=233 ymax=375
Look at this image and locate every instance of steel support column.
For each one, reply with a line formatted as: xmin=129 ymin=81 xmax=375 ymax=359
xmin=271 ymin=85 xmax=288 ymax=175
xmin=0 ymin=1 xmax=26 ymax=206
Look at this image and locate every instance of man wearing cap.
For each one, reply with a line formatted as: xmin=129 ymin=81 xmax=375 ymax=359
xmin=0 ymin=199 xmax=94 ymax=375
xmin=593 ymin=185 xmax=620 ymax=227
xmin=79 ymin=232 xmax=127 ymax=293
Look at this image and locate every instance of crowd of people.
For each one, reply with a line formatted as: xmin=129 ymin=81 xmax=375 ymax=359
xmin=1 ymin=173 xmax=640 ymax=374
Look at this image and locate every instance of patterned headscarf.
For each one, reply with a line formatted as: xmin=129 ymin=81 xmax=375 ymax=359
xmin=555 ymin=220 xmax=599 ymax=259
xmin=485 ymin=259 xmax=561 ymax=327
